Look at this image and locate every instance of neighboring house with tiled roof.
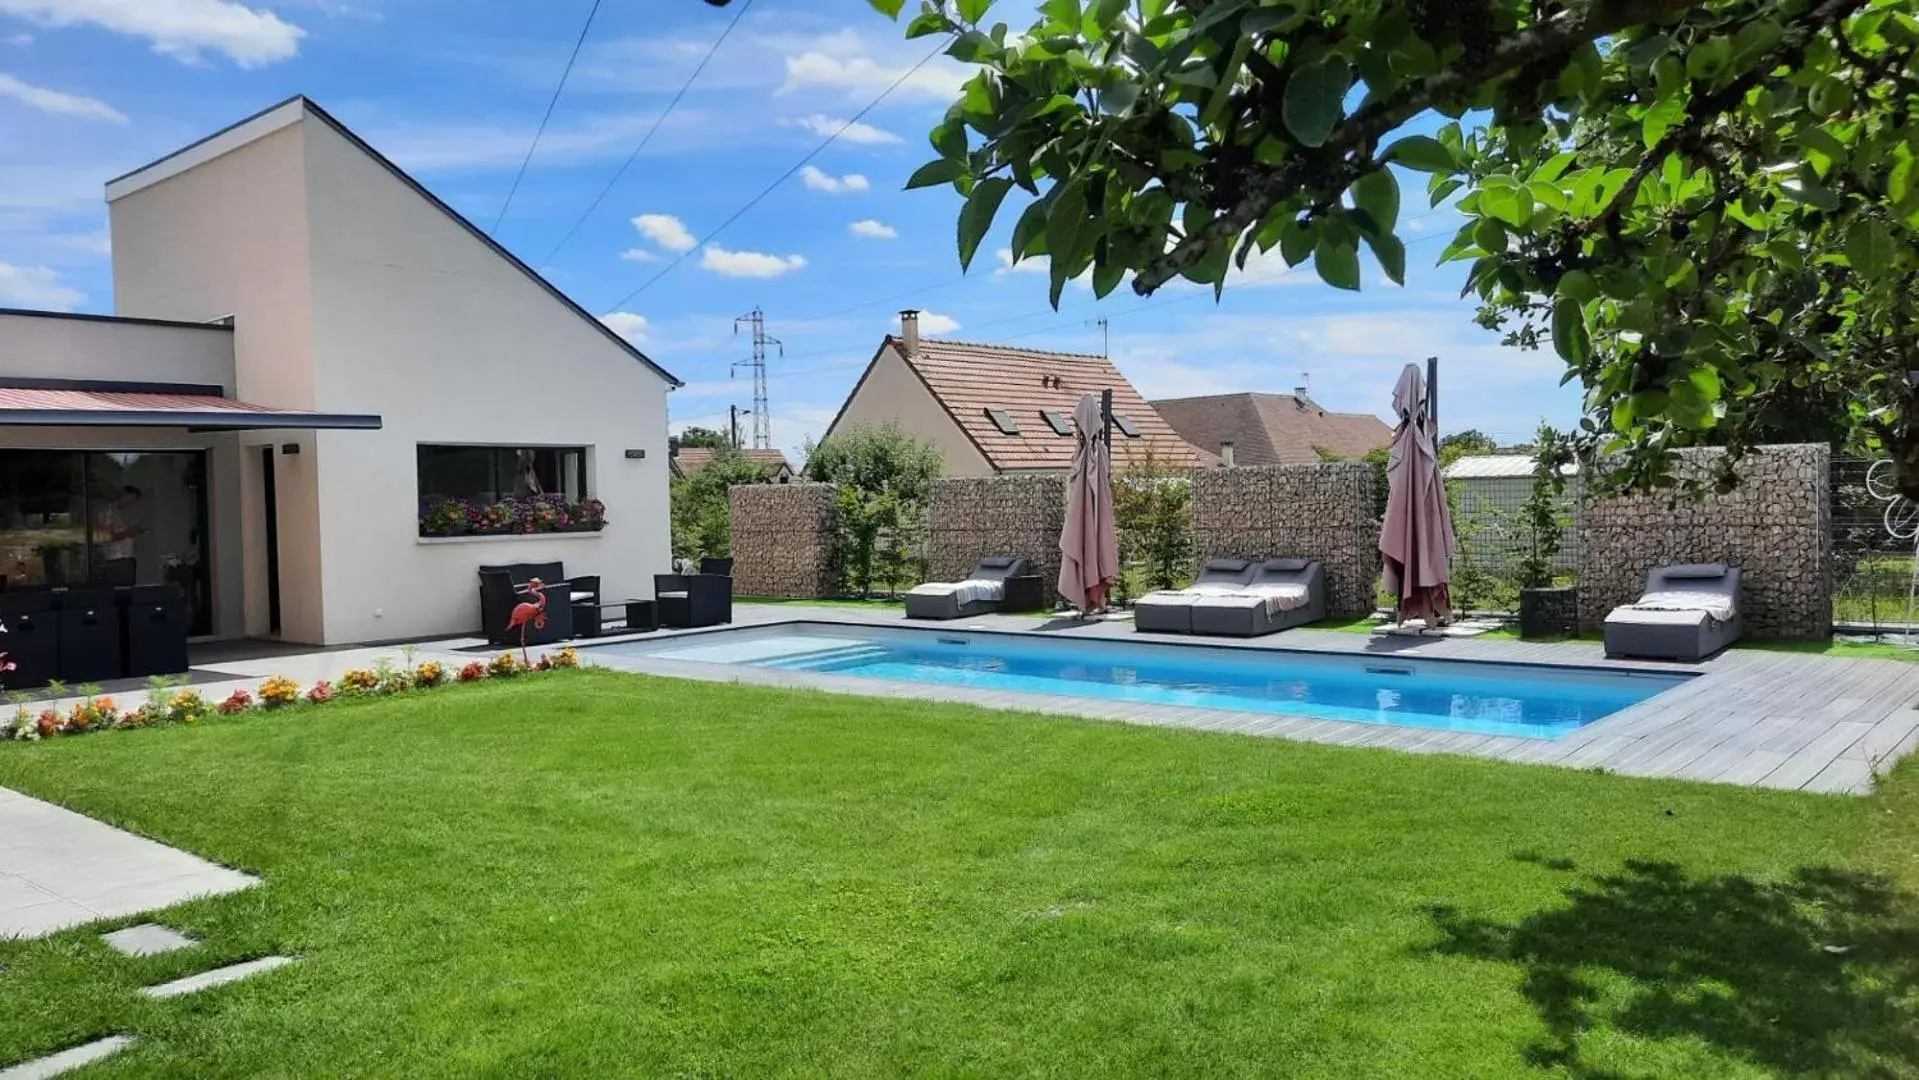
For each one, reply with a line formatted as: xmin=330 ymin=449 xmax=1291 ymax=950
xmin=1151 ymin=392 xmax=1393 ymax=467
xmin=670 ymin=446 xmax=794 ymax=483
xmin=821 ymin=312 xmax=1207 ymax=476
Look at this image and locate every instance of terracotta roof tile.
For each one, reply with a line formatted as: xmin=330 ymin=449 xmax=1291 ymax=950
xmin=672 ymin=447 xmax=792 ymax=477
xmin=1152 ymin=392 xmax=1392 ymax=466
xmin=895 ymin=336 xmax=1204 ymax=471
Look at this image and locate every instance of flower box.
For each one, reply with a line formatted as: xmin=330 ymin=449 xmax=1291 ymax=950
xmin=419 ymin=496 xmax=606 ymax=539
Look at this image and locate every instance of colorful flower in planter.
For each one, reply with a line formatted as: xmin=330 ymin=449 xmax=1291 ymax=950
xmin=550 ymin=646 xmax=582 ymax=670
xmin=414 ymin=660 xmax=445 ymax=688
xmin=418 ymin=495 xmax=608 ymax=537
xmin=457 ymin=661 xmax=487 ymax=682
xmin=339 ymin=669 xmax=380 ymax=695
xmin=34 ymin=709 xmax=59 ymax=739
xmin=488 ymin=652 xmax=519 ymax=678
xmin=259 ymin=675 xmax=300 ymax=708
xmin=218 ymin=689 xmax=254 ymax=715
xmin=169 ymin=690 xmax=209 ymax=726
xmin=306 ymin=681 xmax=336 ymax=704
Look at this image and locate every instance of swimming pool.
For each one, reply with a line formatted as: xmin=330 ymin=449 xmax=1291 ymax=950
xmin=598 ymin=624 xmax=1688 ymax=740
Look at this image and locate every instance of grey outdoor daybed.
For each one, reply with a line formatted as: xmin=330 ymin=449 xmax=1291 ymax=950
xmin=1133 ymin=558 xmax=1258 ymax=634
xmin=1603 ymin=563 xmax=1743 ymax=662
xmin=1188 ymin=558 xmax=1328 ymax=638
xmin=904 ymin=557 xmax=1042 ymax=620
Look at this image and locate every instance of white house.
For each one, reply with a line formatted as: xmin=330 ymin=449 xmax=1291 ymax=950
xmin=0 ymin=97 xmax=678 ymax=645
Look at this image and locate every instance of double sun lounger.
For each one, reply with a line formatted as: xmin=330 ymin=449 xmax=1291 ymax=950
xmin=1604 ymin=563 xmax=1743 ymax=662
xmin=1135 ymin=557 xmax=1328 ymax=637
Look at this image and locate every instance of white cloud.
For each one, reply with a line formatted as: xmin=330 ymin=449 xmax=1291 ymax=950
xmin=632 ymin=213 xmax=697 ymax=253
xmin=0 ymin=0 xmax=305 ymax=67
xmin=799 ymin=164 xmax=868 ymax=194
xmin=848 ymin=218 xmax=896 ymax=239
xmin=0 ymin=73 xmax=126 ymax=122
xmin=917 ymin=311 xmax=960 ymax=335
xmin=794 ymin=113 xmax=899 ymax=145
xmin=0 ymin=262 xmax=83 ymax=310
xmin=700 ymin=244 xmax=806 ymax=279
xmin=2 ymin=32 xmax=31 ymax=45
xmin=780 ymin=46 xmax=967 ymax=101
xmin=619 ymin=248 xmax=659 ymax=262
xmin=598 ymin=311 xmax=648 ymax=342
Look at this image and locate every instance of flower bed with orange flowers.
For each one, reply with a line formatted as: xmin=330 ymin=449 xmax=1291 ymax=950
xmin=1 ymin=647 xmax=581 ymax=742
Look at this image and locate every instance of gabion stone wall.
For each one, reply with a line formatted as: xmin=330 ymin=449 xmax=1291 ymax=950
xmin=1577 ymin=444 xmax=1830 ymax=638
xmin=926 ymin=474 xmax=1067 ymax=604
xmin=1189 ymin=462 xmax=1378 ymax=618
xmin=729 ymin=482 xmax=838 ymax=599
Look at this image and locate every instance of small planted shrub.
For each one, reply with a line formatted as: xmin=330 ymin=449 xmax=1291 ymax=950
xmin=338 ymin=669 xmax=380 ymax=695
xmin=67 ymin=696 xmax=119 ymax=733
xmin=218 ymin=689 xmax=254 ymax=716
xmin=35 ymin=709 xmax=60 ymax=739
xmin=549 ymin=646 xmax=582 ymax=670
xmin=488 ymin=652 xmax=519 ymax=678
xmin=169 ymin=690 xmax=210 ymax=726
xmin=457 ymin=661 xmax=487 ymax=683
xmin=413 ymin=660 xmax=445 ymax=689
xmin=259 ymin=675 xmax=300 ymax=709
xmin=306 ymin=680 xmax=336 ymax=705
xmin=121 ymin=704 xmax=166 ymax=729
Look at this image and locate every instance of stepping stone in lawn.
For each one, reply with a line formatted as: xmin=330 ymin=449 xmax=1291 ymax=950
xmin=101 ymin=924 xmax=196 ymax=957
xmin=0 ymin=1035 xmax=134 ymax=1079
xmin=139 ymin=956 xmax=295 ymax=1000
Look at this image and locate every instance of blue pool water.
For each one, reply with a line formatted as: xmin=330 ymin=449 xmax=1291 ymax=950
xmin=615 ymin=627 xmax=1687 ymax=740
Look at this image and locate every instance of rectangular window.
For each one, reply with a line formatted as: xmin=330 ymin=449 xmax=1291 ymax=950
xmin=1040 ymin=409 xmax=1073 ymax=436
xmin=417 ymin=446 xmax=599 ymax=537
xmin=1111 ymin=412 xmax=1142 ymax=438
xmin=985 ymin=408 xmax=1020 ymax=435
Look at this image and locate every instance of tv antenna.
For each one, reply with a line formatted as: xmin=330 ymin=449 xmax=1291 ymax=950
xmin=1087 ymin=315 xmax=1109 ymax=359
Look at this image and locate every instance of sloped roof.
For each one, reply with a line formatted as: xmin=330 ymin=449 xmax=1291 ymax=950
xmin=881 ymin=336 xmax=1205 ymax=471
xmin=105 ymin=95 xmax=680 ymax=388
xmin=672 ymin=447 xmax=791 ymax=478
xmin=1151 ymin=392 xmax=1392 ymax=466
xmin=0 ymin=386 xmax=380 ymax=430
xmin=1445 ymin=454 xmax=1579 ymax=479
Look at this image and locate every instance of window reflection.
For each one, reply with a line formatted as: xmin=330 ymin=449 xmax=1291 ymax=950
xmin=0 ymin=450 xmax=211 ymax=635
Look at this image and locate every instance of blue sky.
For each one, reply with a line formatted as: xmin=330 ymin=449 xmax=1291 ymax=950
xmin=0 ymin=0 xmax=1583 ymax=460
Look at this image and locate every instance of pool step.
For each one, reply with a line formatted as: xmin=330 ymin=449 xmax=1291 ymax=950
xmin=763 ymin=644 xmax=890 ymax=671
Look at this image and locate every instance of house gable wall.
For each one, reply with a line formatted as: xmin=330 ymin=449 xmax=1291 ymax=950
xmin=827 ymin=344 xmax=992 ymax=477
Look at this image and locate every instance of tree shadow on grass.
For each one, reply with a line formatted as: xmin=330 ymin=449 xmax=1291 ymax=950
xmin=1423 ymin=858 xmax=1919 ymax=1078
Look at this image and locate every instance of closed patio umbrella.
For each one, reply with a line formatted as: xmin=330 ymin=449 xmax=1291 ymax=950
xmin=1059 ymin=393 xmax=1120 ymax=614
xmin=1379 ymin=362 xmax=1456 ymax=625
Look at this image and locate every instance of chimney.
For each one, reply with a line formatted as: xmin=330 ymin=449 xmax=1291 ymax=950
xmin=1220 ymin=440 xmax=1236 ymax=468
xmin=899 ymin=309 xmax=920 ymax=355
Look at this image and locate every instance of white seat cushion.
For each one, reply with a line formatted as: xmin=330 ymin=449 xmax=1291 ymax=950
xmin=659 ymin=590 xmax=688 ymax=600
xmin=1606 ymin=606 xmax=1708 ymax=627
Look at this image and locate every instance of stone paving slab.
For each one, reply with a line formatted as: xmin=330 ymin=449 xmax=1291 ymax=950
xmin=0 ymin=1036 xmax=134 ymax=1080
xmin=101 ymin=923 xmax=197 ymax=957
xmin=140 ymin=956 xmax=294 ymax=1000
xmin=0 ymin=787 xmax=257 ymax=941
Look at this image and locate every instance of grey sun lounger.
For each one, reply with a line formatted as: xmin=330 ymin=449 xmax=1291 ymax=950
xmin=1603 ymin=563 xmax=1743 ymax=662
xmin=1188 ymin=558 xmax=1328 ymax=638
xmin=1133 ymin=558 xmax=1258 ymax=634
xmin=904 ymin=556 xmax=1039 ymax=620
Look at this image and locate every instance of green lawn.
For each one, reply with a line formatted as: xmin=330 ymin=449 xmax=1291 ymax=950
xmin=1 ymin=671 xmax=1915 ymax=1077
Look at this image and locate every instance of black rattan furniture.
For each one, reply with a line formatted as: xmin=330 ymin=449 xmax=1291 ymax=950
xmin=56 ymin=587 xmax=122 ymax=682
xmin=567 ymin=575 xmax=603 ymax=638
xmin=699 ymin=557 xmax=733 ymax=577
xmin=654 ymin=573 xmax=731 ymax=628
xmin=0 ymin=591 xmax=58 ymax=689
xmin=478 ymin=562 xmax=572 ymax=645
xmin=120 ymin=583 xmax=189 ymax=678
xmin=624 ymin=599 xmax=659 ymax=633
xmin=904 ymin=557 xmax=1040 ymax=620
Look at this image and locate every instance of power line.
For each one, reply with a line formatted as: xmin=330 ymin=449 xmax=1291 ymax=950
xmin=537 ymin=0 xmax=755 ymax=266
xmin=602 ymin=34 xmax=955 ymax=310
xmin=492 ymin=0 xmax=605 ymax=236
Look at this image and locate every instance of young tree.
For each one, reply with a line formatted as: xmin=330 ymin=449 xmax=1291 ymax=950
xmin=670 ymin=448 xmax=772 ymax=561
xmin=856 ymin=0 xmax=1919 ymax=495
xmin=675 ymin=426 xmax=732 ymax=450
xmin=804 ymin=423 xmax=944 ymax=596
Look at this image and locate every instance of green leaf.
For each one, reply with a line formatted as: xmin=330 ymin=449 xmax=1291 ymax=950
xmin=1279 ymin=218 xmax=1317 ymax=266
xmin=1796 ymin=128 xmax=1848 ymax=178
xmin=949 ymin=29 xmax=999 ymax=62
xmin=1010 ymin=199 xmax=1050 ymax=258
xmin=1472 ymin=218 xmax=1506 ymax=254
xmin=957 ymin=0 xmax=995 ymax=22
xmin=866 ymin=0 xmax=907 ymax=17
xmin=1846 ymin=219 xmax=1895 ymax=275
xmin=1891 ymin=155 xmax=1915 ymax=205
xmin=1100 ymin=79 xmax=1141 ymax=114
xmin=1092 ymin=257 xmax=1125 ymax=298
xmin=1362 ymin=230 xmax=1405 ymax=285
xmin=1382 ymin=134 xmax=1455 ymax=173
xmin=906 ymin=9 xmax=950 ymax=37
xmin=1313 ymin=235 xmax=1360 ymax=290
xmin=1350 ymin=170 xmax=1400 ymax=234
xmin=1557 ymin=269 xmax=1598 ymax=303
xmin=1552 ymin=298 xmax=1591 ymax=365
xmin=1534 ymin=151 xmax=1578 ymax=185
xmin=1642 ymin=95 xmax=1685 ymax=149
xmin=1281 ymin=57 xmax=1350 ymax=149
xmin=1729 ymin=19 xmax=1783 ymax=72
xmin=905 ymin=158 xmax=966 ymax=190
xmin=1093 ymin=0 xmax=1127 ymax=29
xmin=957 ymin=177 xmax=1013 ymax=271
xmin=1652 ymin=54 xmax=1684 ymax=101
xmin=1685 ymin=36 xmax=1729 ymax=82
xmin=1045 ymin=180 xmax=1089 ymax=269
xmin=932 ymin=119 xmax=967 ymax=161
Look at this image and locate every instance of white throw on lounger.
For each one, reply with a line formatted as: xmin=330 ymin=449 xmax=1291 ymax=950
xmin=1188 ymin=558 xmax=1328 ymax=637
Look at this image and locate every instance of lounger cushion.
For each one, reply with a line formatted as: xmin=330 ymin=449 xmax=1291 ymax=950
xmin=907 ymin=578 xmax=1005 ymax=606
xmin=1606 ymin=606 xmax=1708 ymax=628
xmin=1189 ymin=584 xmax=1311 ymax=613
xmin=1200 ymin=558 xmax=1252 ymax=574
xmin=1263 ymin=557 xmax=1310 ymax=571
xmin=1661 ymin=563 xmax=1729 ymax=579
xmin=977 ymin=556 xmax=1020 ymax=570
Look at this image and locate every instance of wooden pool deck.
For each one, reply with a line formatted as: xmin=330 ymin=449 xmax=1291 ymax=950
xmin=583 ymin=604 xmax=1919 ymax=797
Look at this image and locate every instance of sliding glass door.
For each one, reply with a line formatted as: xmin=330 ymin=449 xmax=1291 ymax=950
xmin=0 ymin=449 xmax=213 ymax=635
